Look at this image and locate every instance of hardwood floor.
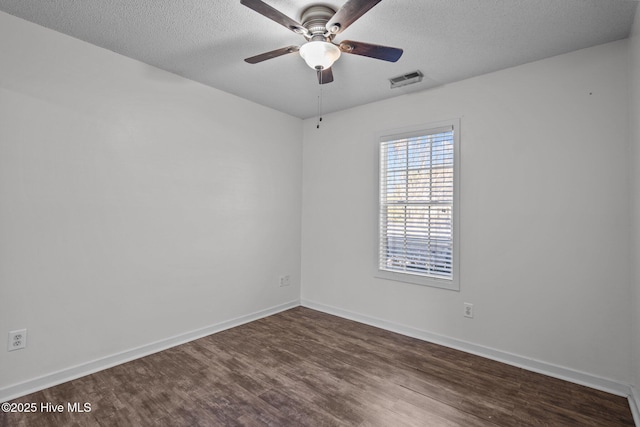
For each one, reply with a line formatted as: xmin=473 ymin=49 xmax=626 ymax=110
xmin=1 ymin=307 xmax=634 ymax=426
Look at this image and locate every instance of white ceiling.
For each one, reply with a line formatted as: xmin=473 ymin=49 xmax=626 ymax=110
xmin=0 ymin=0 xmax=637 ymax=119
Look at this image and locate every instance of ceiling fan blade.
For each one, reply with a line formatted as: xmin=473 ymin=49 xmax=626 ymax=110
xmin=317 ymin=67 xmax=334 ymax=84
xmin=326 ymin=0 xmax=382 ymax=34
xmin=240 ymin=0 xmax=308 ymax=35
xmin=339 ymin=40 xmax=403 ymax=62
xmin=244 ymin=46 xmax=300 ymax=64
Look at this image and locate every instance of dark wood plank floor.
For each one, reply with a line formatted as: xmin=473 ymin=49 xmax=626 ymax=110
xmin=1 ymin=307 xmax=634 ymax=426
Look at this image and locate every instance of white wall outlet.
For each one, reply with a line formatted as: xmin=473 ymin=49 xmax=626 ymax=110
xmin=7 ymin=329 xmax=27 ymax=351
xmin=464 ymin=303 xmax=474 ymax=318
xmin=279 ymin=275 xmax=291 ymax=287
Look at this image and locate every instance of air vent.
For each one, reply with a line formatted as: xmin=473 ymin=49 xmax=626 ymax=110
xmin=389 ymin=70 xmax=424 ymax=89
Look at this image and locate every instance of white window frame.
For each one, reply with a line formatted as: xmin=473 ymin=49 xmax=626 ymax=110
xmin=375 ymin=119 xmax=460 ymax=291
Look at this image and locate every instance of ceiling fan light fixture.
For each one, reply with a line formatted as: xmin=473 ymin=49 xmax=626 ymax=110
xmin=299 ymin=41 xmax=341 ymax=70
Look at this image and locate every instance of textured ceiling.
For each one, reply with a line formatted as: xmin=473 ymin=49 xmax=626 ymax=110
xmin=0 ymin=0 xmax=637 ymax=119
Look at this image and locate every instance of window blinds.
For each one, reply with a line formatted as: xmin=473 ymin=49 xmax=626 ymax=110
xmin=379 ymin=127 xmax=454 ymax=280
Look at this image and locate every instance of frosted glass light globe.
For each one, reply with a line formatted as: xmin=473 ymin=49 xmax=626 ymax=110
xmin=299 ymin=41 xmax=341 ymax=70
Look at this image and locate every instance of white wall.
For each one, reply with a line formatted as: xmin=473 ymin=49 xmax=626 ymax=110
xmin=301 ymin=40 xmax=631 ymax=383
xmin=0 ymin=11 xmax=302 ymax=391
xmin=630 ymin=5 xmax=640 ymax=394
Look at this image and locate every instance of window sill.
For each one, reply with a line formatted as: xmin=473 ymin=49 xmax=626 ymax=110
xmin=375 ymin=269 xmax=459 ymax=291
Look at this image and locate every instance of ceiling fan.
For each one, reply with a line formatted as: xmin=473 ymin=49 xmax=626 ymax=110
xmin=240 ymin=0 xmax=403 ymax=84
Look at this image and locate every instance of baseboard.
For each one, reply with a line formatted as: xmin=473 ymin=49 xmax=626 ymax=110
xmin=0 ymin=299 xmax=300 ymax=403
xmin=630 ymin=386 xmax=640 ymax=427
xmin=301 ymin=299 xmax=632 ymax=399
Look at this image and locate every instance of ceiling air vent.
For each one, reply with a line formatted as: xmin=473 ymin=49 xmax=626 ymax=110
xmin=389 ymin=70 xmax=424 ymax=89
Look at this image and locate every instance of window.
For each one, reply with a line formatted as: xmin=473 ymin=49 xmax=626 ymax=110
xmin=377 ymin=120 xmax=459 ymax=290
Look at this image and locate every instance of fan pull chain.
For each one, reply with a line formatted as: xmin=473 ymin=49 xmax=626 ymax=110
xmin=317 ymin=69 xmax=323 ymax=129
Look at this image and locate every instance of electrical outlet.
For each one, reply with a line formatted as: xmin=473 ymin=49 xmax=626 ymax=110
xmin=7 ymin=329 xmax=27 ymax=351
xmin=464 ymin=303 xmax=473 ymax=318
xmin=279 ymin=275 xmax=291 ymax=287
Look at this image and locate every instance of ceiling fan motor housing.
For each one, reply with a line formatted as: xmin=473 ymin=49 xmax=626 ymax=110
xmin=301 ymin=5 xmax=336 ymax=38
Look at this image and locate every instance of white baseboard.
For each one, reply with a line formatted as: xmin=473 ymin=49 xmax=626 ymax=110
xmin=0 ymin=300 xmax=300 ymax=403
xmin=630 ymin=386 xmax=640 ymax=427
xmin=301 ymin=299 xmax=632 ymax=399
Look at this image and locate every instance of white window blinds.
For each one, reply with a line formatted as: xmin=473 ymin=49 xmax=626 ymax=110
xmin=379 ymin=126 xmax=455 ymax=280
